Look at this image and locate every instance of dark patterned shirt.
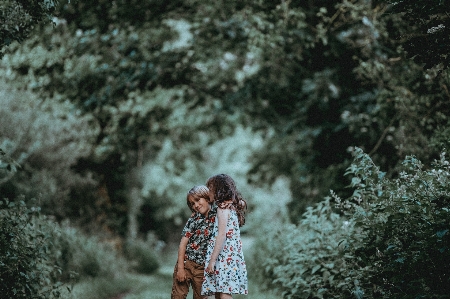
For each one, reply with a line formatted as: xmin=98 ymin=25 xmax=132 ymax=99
xmin=181 ymin=204 xmax=217 ymax=265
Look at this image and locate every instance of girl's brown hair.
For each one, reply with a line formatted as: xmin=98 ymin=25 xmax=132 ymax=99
xmin=186 ymin=185 xmax=210 ymax=213
xmin=206 ymin=174 xmax=247 ymax=227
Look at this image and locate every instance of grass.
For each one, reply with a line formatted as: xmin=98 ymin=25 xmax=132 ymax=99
xmin=61 ymin=275 xmax=134 ymax=299
xmin=122 ymin=263 xmax=278 ymax=299
xmin=63 ymin=237 xmax=279 ymax=299
xmin=60 ymin=271 xmax=173 ymax=299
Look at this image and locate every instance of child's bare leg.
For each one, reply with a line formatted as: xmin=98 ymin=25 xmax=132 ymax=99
xmin=203 ymin=291 xmax=220 ymax=299
xmin=219 ymin=293 xmax=232 ymax=299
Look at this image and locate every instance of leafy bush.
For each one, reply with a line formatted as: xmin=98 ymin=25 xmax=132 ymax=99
xmin=52 ymin=223 xmax=128 ymax=280
xmin=335 ymin=148 xmax=450 ymax=298
xmin=123 ymin=234 xmax=162 ymax=274
xmin=255 ymin=148 xmax=450 ymax=299
xmin=0 ymin=193 xmax=128 ymax=299
xmin=0 ymin=0 xmax=58 ymax=58
xmin=250 ymin=198 xmax=361 ymax=299
xmin=0 ymin=197 xmax=64 ymax=298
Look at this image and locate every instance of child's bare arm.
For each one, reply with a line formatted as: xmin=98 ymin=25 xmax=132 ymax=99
xmin=206 ymin=208 xmax=230 ymax=273
xmin=176 ymin=236 xmax=189 ymax=281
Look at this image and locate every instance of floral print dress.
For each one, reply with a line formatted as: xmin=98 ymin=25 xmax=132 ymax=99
xmin=202 ymin=208 xmax=248 ymax=296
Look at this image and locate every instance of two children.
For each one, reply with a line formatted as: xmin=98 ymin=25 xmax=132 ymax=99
xmin=171 ymin=174 xmax=248 ymax=299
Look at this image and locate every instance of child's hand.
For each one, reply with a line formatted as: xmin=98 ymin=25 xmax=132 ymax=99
xmin=176 ymin=268 xmax=186 ymax=282
xmin=205 ymin=261 xmax=214 ymax=274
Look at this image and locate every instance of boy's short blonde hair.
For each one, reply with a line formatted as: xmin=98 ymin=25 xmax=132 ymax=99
xmin=186 ymin=185 xmax=210 ymax=212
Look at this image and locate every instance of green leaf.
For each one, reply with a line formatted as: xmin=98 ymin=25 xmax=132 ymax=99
xmin=436 ymin=229 xmax=449 ymax=238
xmin=311 ymin=264 xmax=321 ymax=274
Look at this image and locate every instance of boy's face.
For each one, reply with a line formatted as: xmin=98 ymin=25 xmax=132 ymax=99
xmin=190 ymin=197 xmax=211 ymax=215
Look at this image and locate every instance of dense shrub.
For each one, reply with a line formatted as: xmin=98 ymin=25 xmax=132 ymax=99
xmin=123 ymin=233 xmax=162 ymax=274
xmin=0 ymin=197 xmax=64 ymax=298
xmin=52 ymin=223 xmax=128 ymax=280
xmin=249 ymin=198 xmax=361 ymax=299
xmin=335 ymin=148 xmax=450 ymax=298
xmin=0 ymin=0 xmax=58 ymax=58
xmin=254 ymin=148 xmax=450 ymax=299
xmin=0 ymin=194 xmax=129 ymax=298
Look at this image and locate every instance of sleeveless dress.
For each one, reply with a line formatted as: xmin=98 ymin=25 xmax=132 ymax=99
xmin=201 ymin=207 xmax=248 ymax=296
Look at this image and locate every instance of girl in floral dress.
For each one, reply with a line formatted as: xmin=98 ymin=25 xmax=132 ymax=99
xmin=202 ymin=174 xmax=248 ymax=299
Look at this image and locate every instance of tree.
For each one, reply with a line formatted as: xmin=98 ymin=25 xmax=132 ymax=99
xmin=387 ymin=0 xmax=450 ymax=69
xmin=238 ymin=0 xmax=450 ymax=219
xmin=0 ymin=0 xmax=59 ymax=59
xmin=0 ymin=80 xmax=97 ymax=224
xmin=0 ymin=0 xmax=238 ymax=234
xmin=2 ymin=0 xmax=450 ymax=231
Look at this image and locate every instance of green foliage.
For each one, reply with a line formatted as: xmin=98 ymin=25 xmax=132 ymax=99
xmin=387 ymin=0 xmax=450 ymax=69
xmin=0 ymin=197 xmax=64 ymax=298
xmin=335 ymin=148 xmax=450 ymax=298
xmin=245 ymin=0 xmax=450 ymax=219
xmin=139 ymin=126 xmax=265 ymax=240
xmin=255 ymin=148 xmax=450 ymax=298
xmin=123 ymin=235 xmax=161 ymax=274
xmin=52 ymin=223 xmax=128 ymax=280
xmin=244 ymin=0 xmax=388 ymax=218
xmin=0 ymin=81 xmax=98 ymax=223
xmin=0 ymin=148 xmax=21 ymax=175
xmin=2 ymin=0 xmax=450 ymax=243
xmin=250 ymin=199 xmax=361 ymax=299
xmin=0 ymin=0 xmax=59 ymax=59
xmin=0 ymin=2 xmax=234 ymax=234
xmin=0 ymin=193 xmax=127 ymax=298
xmin=0 ymin=4 xmax=225 ymax=161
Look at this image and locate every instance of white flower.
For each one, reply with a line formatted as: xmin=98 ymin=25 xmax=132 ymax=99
xmin=427 ymin=24 xmax=445 ymax=34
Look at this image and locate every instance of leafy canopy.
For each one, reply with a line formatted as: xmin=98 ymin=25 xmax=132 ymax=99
xmin=0 ymin=0 xmax=60 ymax=59
xmin=387 ymin=0 xmax=450 ymax=69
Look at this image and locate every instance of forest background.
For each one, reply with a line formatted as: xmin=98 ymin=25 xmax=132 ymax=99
xmin=1 ymin=0 xmax=450 ymax=298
